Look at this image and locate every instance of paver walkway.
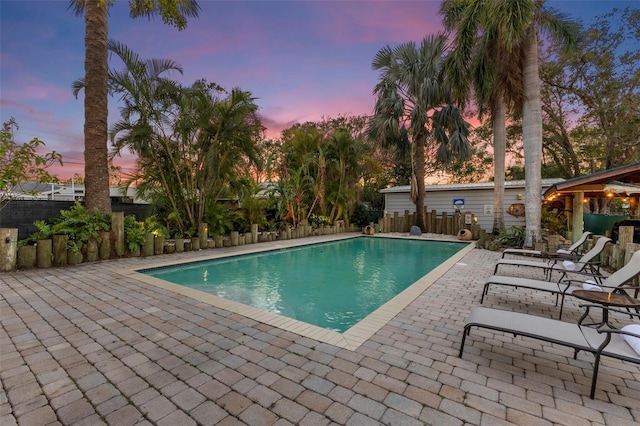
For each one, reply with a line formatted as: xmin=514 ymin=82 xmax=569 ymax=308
xmin=1 ymin=234 xmax=639 ymax=425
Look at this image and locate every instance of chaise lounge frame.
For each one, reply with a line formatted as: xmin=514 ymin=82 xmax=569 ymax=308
xmin=493 ymin=236 xmax=612 ymax=279
xmin=459 ymin=305 xmax=640 ymax=399
xmin=482 ymin=250 xmax=640 ymax=319
xmin=501 ymin=231 xmax=593 ymax=259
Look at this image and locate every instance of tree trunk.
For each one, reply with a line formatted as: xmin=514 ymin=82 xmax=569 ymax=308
xmin=84 ymin=0 xmax=112 ymax=213
xmin=414 ymin=136 xmax=427 ymax=230
xmin=492 ymin=97 xmax=506 ymax=234
xmin=522 ymin=24 xmax=543 ymax=247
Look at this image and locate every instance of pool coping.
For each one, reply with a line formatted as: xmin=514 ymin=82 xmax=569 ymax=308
xmin=123 ymin=234 xmax=475 ymax=350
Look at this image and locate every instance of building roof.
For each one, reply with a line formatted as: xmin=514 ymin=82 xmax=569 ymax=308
xmin=542 ymin=162 xmax=640 ymax=199
xmin=380 ymin=178 xmax=563 ymax=194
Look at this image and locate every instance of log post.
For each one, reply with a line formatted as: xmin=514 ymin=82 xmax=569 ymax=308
xmin=111 ymin=211 xmax=125 ymax=257
xmin=199 ymin=223 xmax=208 ymax=249
xmin=52 ymin=235 xmax=68 ymax=266
xmin=36 ymin=239 xmax=52 ymax=268
xmin=154 ymin=235 xmax=165 ymax=255
xmin=98 ymin=231 xmax=110 ymax=260
xmin=18 ymin=245 xmax=36 ymax=269
xmin=143 ymin=233 xmax=154 ymax=256
xmin=0 ymin=228 xmax=18 ymax=271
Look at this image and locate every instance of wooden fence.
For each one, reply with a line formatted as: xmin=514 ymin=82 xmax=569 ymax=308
xmin=0 ymin=214 xmax=359 ymax=272
xmin=375 ymin=210 xmax=482 ymax=238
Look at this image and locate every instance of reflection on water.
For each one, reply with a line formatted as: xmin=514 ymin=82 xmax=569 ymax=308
xmin=144 ymin=238 xmax=465 ymax=332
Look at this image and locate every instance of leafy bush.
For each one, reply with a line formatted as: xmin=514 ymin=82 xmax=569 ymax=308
xmin=541 ymin=208 xmax=568 ymax=235
xmin=495 ymin=226 xmax=526 ymax=248
xmin=20 ymin=202 xmax=110 ymax=252
xmin=143 ymin=215 xmax=170 ymax=238
xmin=124 ymin=215 xmax=146 ymax=251
xmin=350 ymin=203 xmax=373 ymax=227
xmin=309 ymin=214 xmax=330 ymax=228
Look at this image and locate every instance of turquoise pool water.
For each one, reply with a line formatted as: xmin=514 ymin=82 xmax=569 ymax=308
xmin=141 ymin=237 xmax=465 ymax=332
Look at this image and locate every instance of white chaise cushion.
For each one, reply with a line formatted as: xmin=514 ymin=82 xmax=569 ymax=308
xmin=582 ymin=280 xmax=603 ymax=292
xmin=621 ymin=324 xmax=640 ymax=356
xmin=562 ymin=260 xmax=576 ymax=271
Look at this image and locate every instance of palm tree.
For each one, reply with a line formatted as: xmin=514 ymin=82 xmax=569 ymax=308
xmin=68 ymin=0 xmax=200 ymax=214
xmin=440 ymin=0 xmax=577 ymax=246
xmin=441 ymin=0 xmax=524 ymax=234
xmin=368 ymin=34 xmax=471 ymax=230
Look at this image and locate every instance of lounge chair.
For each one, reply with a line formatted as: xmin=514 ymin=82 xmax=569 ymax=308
xmin=459 ymin=305 xmax=640 ymax=398
xmin=501 ymin=231 xmax=593 ymax=259
xmin=482 ymin=250 xmax=640 ymax=319
xmin=493 ymin=236 xmax=611 ymax=279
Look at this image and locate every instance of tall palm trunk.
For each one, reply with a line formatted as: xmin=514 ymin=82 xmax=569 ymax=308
xmin=522 ymin=24 xmax=543 ymax=247
xmin=414 ymin=135 xmax=426 ymax=230
xmin=492 ymin=96 xmax=506 ymax=234
xmin=84 ymin=0 xmax=111 ymax=213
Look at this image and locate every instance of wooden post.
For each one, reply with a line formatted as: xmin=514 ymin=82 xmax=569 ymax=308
xmin=191 ymin=237 xmax=200 ymax=251
xmin=175 ymin=238 xmax=185 ymax=252
xmin=36 ymin=239 xmax=52 ymax=268
xmin=86 ymin=238 xmax=98 ymax=262
xmin=111 ymin=211 xmax=125 ymax=257
xmin=453 ymin=212 xmax=461 ymax=235
xmin=547 ymin=235 xmax=560 ymax=252
xmin=0 ymin=228 xmax=18 ymax=272
xmin=199 ymin=223 xmax=208 ymax=249
xmin=441 ymin=212 xmax=448 ymax=235
xmin=430 ymin=209 xmax=437 ymax=233
xmin=53 ymin=235 xmax=67 ymax=266
xmin=143 ymin=233 xmax=154 ymax=256
xmin=619 ymin=226 xmax=634 ymax=248
xmin=67 ymin=249 xmax=83 ymax=265
xmin=215 ymin=235 xmax=224 ymax=248
xmin=231 ymin=231 xmax=239 ymax=246
xmin=18 ymin=245 xmax=36 ymax=269
xmin=571 ymin=192 xmax=584 ymax=243
xmin=99 ymin=231 xmax=110 ymax=260
xmin=252 ymin=224 xmax=259 ymax=243
xmin=154 ymin=235 xmax=165 ymax=255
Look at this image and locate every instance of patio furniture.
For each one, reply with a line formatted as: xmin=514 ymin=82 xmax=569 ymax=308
xmin=501 ymin=231 xmax=593 ymax=259
xmin=459 ymin=305 xmax=640 ymax=399
xmin=482 ymin=250 xmax=640 ymax=319
xmin=493 ymin=236 xmax=611 ymax=279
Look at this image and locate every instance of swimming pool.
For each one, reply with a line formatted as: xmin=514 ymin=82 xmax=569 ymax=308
xmin=139 ymin=237 xmax=468 ymax=334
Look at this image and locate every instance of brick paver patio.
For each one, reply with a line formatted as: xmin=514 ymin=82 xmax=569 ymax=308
xmin=1 ymin=234 xmax=639 ymax=425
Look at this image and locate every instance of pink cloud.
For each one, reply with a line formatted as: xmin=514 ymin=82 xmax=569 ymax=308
xmin=310 ymin=2 xmax=444 ymax=44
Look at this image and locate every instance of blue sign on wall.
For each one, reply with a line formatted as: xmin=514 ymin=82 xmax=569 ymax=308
xmin=453 ymin=198 xmax=465 ymax=210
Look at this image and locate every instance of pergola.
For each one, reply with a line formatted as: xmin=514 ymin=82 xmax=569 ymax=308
xmin=542 ymin=162 xmax=640 ymax=241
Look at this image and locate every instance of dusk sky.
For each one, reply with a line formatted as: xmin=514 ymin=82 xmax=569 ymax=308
xmin=0 ymin=0 xmax=634 ymax=178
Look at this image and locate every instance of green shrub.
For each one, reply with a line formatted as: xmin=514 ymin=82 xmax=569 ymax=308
xmin=350 ymin=203 xmax=379 ymax=227
xmin=20 ymin=202 xmax=110 ymax=252
xmin=124 ymin=215 xmax=146 ymax=251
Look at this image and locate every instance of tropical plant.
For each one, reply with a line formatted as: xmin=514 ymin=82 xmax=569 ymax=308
xmin=203 ymin=202 xmax=237 ymax=236
xmin=20 ymin=202 xmax=110 ymax=252
xmin=440 ymin=0 xmax=524 ymax=233
xmin=68 ymin=0 xmax=200 ymax=214
xmin=1 ymin=118 xmax=63 ymax=210
xmin=540 ymin=7 xmax=640 ymax=171
xmin=367 ymin=34 xmax=472 ymax=230
xmin=103 ymin=42 xmax=263 ymax=233
xmin=123 ymin=214 xmax=146 ymax=251
xmin=143 ymin=215 xmax=170 ymax=239
xmin=440 ymin=0 xmax=578 ymax=245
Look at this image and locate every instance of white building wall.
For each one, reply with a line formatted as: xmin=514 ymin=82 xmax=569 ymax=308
xmin=382 ymin=179 xmax=562 ymax=233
